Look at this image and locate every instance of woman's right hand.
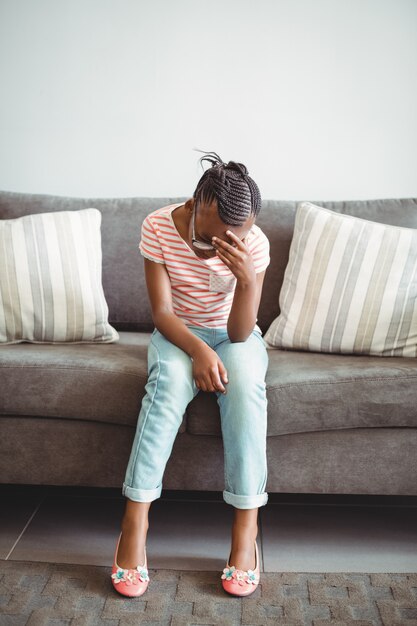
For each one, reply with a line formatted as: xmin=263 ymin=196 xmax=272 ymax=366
xmin=191 ymin=343 xmax=229 ymax=394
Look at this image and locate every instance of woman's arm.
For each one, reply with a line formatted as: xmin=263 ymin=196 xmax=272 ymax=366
xmin=211 ymin=231 xmax=267 ymax=342
xmin=144 ymin=258 xmax=229 ymax=393
xmin=227 ymin=270 xmax=266 ymax=342
xmin=145 ymin=258 xmax=204 ymax=357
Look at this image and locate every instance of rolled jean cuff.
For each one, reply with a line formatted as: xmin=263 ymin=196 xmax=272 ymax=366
xmin=223 ymin=490 xmax=268 ymax=509
xmin=122 ymin=482 xmax=162 ymax=503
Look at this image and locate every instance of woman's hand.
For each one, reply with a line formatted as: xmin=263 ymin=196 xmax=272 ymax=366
xmin=191 ymin=343 xmax=228 ymax=394
xmin=212 ymin=231 xmax=256 ymax=286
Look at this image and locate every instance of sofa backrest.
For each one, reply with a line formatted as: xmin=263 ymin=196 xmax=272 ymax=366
xmin=1 ymin=191 xmax=416 ymax=334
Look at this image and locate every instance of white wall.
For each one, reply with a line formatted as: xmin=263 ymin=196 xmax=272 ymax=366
xmin=0 ymin=0 xmax=416 ymax=201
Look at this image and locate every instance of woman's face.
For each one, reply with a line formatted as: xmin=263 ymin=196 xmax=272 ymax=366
xmin=189 ymin=198 xmax=255 ymax=259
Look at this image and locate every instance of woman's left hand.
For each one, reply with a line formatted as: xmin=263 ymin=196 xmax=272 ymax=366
xmin=212 ymin=230 xmax=256 ymax=286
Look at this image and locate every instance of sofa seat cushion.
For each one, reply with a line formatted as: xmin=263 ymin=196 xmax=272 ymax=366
xmin=0 ymin=331 xmax=186 ymax=433
xmin=186 ymin=348 xmax=417 ymax=436
xmin=2 ymin=330 xmax=417 ymax=437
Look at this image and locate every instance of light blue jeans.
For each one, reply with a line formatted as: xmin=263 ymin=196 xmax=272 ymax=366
xmin=122 ymin=325 xmax=269 ymax=509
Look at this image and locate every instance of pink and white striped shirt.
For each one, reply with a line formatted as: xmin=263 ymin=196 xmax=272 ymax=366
xmin=139 ymin=203 xmax=270 ymax=332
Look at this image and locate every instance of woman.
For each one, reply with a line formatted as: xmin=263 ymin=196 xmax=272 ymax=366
xmin=111 ymin=150 xmax=270 ymax=597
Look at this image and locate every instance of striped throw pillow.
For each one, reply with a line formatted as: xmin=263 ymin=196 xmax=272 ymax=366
xmin=264 ymin=202 xmax=417 ymax=357
xmin=0 ymin=208 xmax=119 ymax=345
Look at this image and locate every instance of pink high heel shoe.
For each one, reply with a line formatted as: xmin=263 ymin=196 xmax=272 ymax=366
xmin=111 ymin=531 xmax=150 ymax=597
xmin=221 ymin=540 xmax=260 ymax=596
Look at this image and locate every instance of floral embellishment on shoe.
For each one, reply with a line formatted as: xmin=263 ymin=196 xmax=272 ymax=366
xmin=221 ymin=565 xmax=236 ymax=581
xmin=112 ymin=567 xmax=130 ymax=584
xmin=112 ymin=566 xmax=149 ymax=586
xmin=234 ymin=569 xmax=248 ymax=586
xmin=136 ymin=566 xmax=149 ymax=582
xmin=125 ymin=571 xmax=137 ymax=585
xmin=246 ymin=569 xmax=258 ymax=584
xmin=221 ymin=566 xmax=259 ymax=586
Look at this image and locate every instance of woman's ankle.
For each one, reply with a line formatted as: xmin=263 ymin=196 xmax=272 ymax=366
xmin=121 ymin=515 xmax=149 ymax=533
xmin=122 ymin=499 xmax=151 ymax=530
xmin=232 ymin=520 xmax=258 ymax=533
xmin=122 ymin=520 xmax=149 ymax=532
xmin=231 ymin=522 xmax=258 ymax=544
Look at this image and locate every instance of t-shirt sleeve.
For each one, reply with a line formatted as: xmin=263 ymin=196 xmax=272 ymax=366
xmin=138 ymin=215 xmax=165 ymax=264
xmin=248 ymin=228 xmax=270 ymax=274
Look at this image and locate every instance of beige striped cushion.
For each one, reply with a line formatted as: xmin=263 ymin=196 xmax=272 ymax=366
xmin=0 ymin=208 xmax=119 ymax=345
xmin=264 ymin=202 xmax=417 ymax=357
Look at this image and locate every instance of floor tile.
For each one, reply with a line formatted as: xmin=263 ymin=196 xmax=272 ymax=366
xmin=7 ymin=495 xmax=125 ymax=566
xmin=6 ymin=493 xmax=262 ymax=571
xmin=4 ymin=485 xmax=416 ymax=574
xmin=261 ymin=503 xmax=417 ymax=573
xmin=0 ymin=485 xmax=46 ymax=559
xmin=142 ymin=498 xmax=262 ymax=571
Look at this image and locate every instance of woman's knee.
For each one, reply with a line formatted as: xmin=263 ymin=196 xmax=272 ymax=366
xmin=148 ymin=331 xmax=195 ymax=394
xmin=217 ymin=333 xmax=268 ymax=381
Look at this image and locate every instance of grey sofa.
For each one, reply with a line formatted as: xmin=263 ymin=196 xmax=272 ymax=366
xmin=1 ymin=190 xmax=417 ymax=496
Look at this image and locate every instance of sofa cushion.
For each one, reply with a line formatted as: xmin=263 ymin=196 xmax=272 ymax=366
xmin=0 ymin=330 xmax=185 ymax=434
xmin=1 ymin=331 xmax=417 ymax=437
xmin=186 ymin=347 xmax=417 ymax=436
xmin=264 ymin=201 xmax=417 ymax=357
xmin=0 ymin=331 xmax=417 ymax=436
xmin=0 ymin=208 xmax=119 ymax=345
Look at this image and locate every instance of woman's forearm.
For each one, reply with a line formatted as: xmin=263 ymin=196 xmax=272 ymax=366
xmin=153 ymin=311 xmax=207 ymax=358
xmin=227 ymin=279 xmax=258 ymax=342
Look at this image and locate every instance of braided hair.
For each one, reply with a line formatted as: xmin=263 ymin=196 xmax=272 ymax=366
xmin=192 ymin=149 xmax=262 ymax=226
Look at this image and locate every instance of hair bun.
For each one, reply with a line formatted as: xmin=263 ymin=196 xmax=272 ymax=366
xmin=226 ymin=161 xmax=249 ymax=177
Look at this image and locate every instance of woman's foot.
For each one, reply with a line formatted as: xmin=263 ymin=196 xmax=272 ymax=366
xmin=229 ymin=543 xmax=256 ymax=571
xmin=116 ymin=521 xmax=148 ymax=569
xmin=111 ymin=530 xmax=150 ymax=597
xmin=222 ymin=537 xmax=260 ymax=597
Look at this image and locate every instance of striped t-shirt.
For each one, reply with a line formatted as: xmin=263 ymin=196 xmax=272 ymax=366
xmin=139 ymin=202 xmax=270 ymax=331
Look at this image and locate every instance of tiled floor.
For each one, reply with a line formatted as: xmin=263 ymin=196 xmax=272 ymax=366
xmin=1 ymin=484 xmax=416 ymax=573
